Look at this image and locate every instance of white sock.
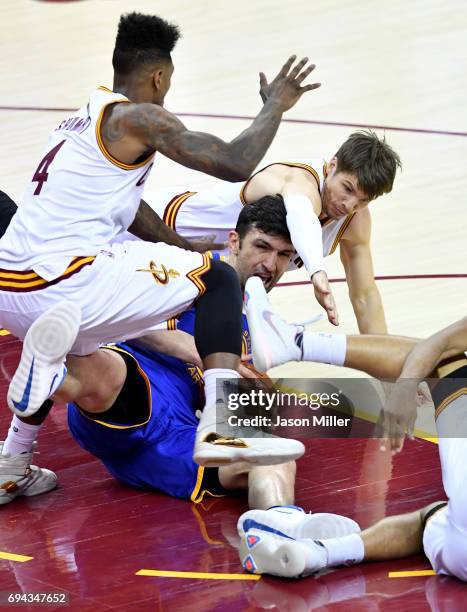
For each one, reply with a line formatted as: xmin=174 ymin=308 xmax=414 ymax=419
xmin=2 ymin=415 xmax=42 ymax=456
xmin=311 ymin=533 xmax=365 ymax=567
xmin=203 ymin=368 xmax=240 ymax=407
xmin=300 ymin=331 xmax=347 ymax=366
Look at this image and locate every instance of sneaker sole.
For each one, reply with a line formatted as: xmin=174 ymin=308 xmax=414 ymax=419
xmin=7 ymin=301 xmax=81 ymax=417
xmin=239 ymin=530 xmax=307 ymax=578
xmin=245 ymin=278 xmax=274 ymax=372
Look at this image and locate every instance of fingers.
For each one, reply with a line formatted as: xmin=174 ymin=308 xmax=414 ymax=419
xmin=379 ymin=409 xmax=405 ymax=453
xmin=380 ymin=409 xmax=391 ymax=450
xmin=295 ymin=62 xmax=316 ymax=84
xmin=288 ymin=56 xmax=309 ymax=80
xmin=392 ymin=435 xmax=405 ymax=454
xmin=301 ymin=82 xmax=322 ymax=93
xmin=278 ymin=55 xmax=297 ymax=78
xmin=288 ymin=58 xmax=321 ymax=93
xmin=407 ymin=411 xmax=417 ymax=441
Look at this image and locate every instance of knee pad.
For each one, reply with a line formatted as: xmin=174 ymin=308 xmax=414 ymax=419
xmin=195 ymin=259 xmax=243 ymax=359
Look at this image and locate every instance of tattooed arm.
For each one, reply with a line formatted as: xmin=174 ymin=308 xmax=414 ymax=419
xmin=128 ymin=199 xmax=193 ymax=249
xmin=102 ymin=56 xmax=320 ymax=181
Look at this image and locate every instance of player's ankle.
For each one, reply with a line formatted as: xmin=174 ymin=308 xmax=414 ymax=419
xmin=304 ymin=532 xmax=364 ymax=567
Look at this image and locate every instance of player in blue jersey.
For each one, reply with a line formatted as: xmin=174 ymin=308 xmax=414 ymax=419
xmin=65 ymin=194 xmax=303 ymax=508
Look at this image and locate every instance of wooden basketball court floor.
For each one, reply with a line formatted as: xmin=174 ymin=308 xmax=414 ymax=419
xmin=0 ymin=0 xmax=466 ymax=609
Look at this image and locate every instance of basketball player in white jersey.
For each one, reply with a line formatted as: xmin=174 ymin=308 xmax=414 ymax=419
xmin=232 ymin=280 xmax=467 ymax=581
xmin=139 ymin=130 xmax=401 ymax=333
xmin=0 ymin=13 xmax=320 ymax=470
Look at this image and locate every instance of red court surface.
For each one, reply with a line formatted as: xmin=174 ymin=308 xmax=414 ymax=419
xmin=0 ymin=334 xmax=464 ymax=611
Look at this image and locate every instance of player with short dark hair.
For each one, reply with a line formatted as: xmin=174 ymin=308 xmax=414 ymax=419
xmin=0 ymin=12 xmax=319 ymax=472
xmin=0 ymin=195 xmax=309 ymax=513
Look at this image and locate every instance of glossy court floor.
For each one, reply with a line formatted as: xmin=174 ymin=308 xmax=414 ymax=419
xmin=0 ymin=333 xmax=451 ymax=611
xmin=1 ymin=0 xmax=467 ymax=610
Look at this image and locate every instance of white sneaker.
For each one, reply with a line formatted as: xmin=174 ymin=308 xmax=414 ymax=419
xmin=0 ymin=442 xmax=58 ymax=505
xmin=7 ymin=301 xmax=81 ymax=417
xmin=239 ymin=528 xmax=327 ymax=578
xmin=193 ymin=400 xmax=305 ymax=468
xmin=238 ymin=506 xmax=361 ymax=540
xmin=244 ymin=276 xmax=302 ymax=372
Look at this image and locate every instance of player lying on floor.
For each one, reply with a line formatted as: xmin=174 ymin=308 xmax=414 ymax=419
xmin=2 ymin=13 xmax=327 ymax=488
xmin=135 ymin=130 xmax=401 ymax=332
xmin=2 ymin=196 xmax=315 ymax=509
xmin=236 ymin=282 xmax=467 ymax=581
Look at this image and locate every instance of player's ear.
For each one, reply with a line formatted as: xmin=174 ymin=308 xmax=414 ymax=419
xmin=152 ymin=69 xmax=164 ymax=91
xmin=228 ymin=230 xmax=240 ymax=254
xmin=327 ymin=156 xmax=338 ymax=175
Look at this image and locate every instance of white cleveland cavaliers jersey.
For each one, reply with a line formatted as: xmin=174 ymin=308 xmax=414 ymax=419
xmin=135 ymin=159 xmax=355 ymax=267
xmin=0 ymin=87 xmax=154 ymax=280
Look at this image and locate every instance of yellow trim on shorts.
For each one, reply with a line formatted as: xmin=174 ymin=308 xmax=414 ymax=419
xmin=0 ymin=328 xmax=11 ymax=336
xmin=95 ymin=99 xmax=155 ymax=171
xmin=77 ymin=345 xmax=153 ymax=430
xmin=435 ymin=387 xmax=467 ymax=420
xmin=241 ymin=332 xmax=249 ymax=357
xmin=190 ymin=466 xmax=206 ymax=502
xmin=186 ymin=253 xmax=211 ymax=297
xmin=0 ymin=256 xmax=95 ymax=291
xmin=239 ymin=161 xmax=321 ymax=205
xmin=435 ymin=357 xmax=467 ymax=379
xmin=190 ymin=466 xmax=228 ymax=504
xmin=163 ymin=191 xmax=197 ymax=230
xmin=328 ymin=213 xmax=356 ymax=254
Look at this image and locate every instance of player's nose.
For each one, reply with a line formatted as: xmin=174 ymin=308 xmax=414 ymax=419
xmin=262 ymin=252 xmax=277 ymax=272
xmin=342 ymin=198 xmax=357 ymax=214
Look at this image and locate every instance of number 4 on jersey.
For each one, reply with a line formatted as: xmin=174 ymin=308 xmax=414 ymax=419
xmin=32 ymin=140 xmax=66 ymax=195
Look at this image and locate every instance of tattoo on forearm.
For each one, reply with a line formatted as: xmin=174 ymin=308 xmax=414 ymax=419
xmin=129 ymin=102 xmax=284 ymax=181
xmin=129 ymin=199 xmax=192 ymax=249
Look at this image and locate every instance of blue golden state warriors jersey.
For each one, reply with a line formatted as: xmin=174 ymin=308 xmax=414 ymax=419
xmin=68 ymin=255 xmax=251 ymax=500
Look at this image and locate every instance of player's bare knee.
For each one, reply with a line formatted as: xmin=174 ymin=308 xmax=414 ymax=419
xmin=218 ymin=461 xmax=251 ymax=490
xmin=70 ymin=350 xmax=127 ymax=412
xmin=249 ymin=461 xmax=296 ymax=484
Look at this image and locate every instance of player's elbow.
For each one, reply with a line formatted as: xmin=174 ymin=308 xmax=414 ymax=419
xmin=216 ymin=149 xmax=257 ymax=181
xmin=219 ymin=162 xmax=254 ymax=182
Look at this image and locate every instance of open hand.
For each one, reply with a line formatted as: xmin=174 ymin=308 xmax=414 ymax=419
xmin=260 ymin=55 xmax=321 ymax=112
xmin=312 ymin=270 xmax=339 ymax=326
xmin=379 ymin=379 xmax=419 ymax=454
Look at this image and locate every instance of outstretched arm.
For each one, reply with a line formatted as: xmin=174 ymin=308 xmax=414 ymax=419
xmin=244 ymin=163 xmax=339 ymax=324
xmin=103 ymin=56 xmax=320 ymax=181
xmin=381 ymin=317 xmax=467 ymax=452
xmin=340 ymin=210 xmax=387 ymax=334
xmin=397 ymin=317 xmax=467 ymax=379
